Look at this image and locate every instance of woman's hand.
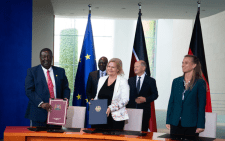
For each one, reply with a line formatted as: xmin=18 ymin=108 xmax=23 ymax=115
xmin=106 ymin=107 xmax=111 ymax=117
xmin=88 ymin=98 xmax=94 ymax=105
xmin=166 ymin=124 xmax=170 ymax=130
xmin=196 ymin=128 xmax=204 ymax=133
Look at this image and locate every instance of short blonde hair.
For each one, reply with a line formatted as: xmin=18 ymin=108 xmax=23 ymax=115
xmin=107 ymin=58 xmax=124 ymax=75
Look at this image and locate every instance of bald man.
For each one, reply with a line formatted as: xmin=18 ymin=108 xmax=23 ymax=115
xmin=86 ymin=57 xmax=108 ymax=101
xmin=127 ymin=60 xmax=158 ymax=131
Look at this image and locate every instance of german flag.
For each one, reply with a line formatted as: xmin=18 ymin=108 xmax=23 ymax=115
xmin=188 ymin=6 xmax=212 ymax=112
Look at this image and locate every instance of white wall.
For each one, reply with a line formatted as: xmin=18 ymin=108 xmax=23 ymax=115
xmin=201 ymin=11 xmax=225 ymax=115
xmin=155 ymin=19 xmax=193 ymax=110
xmin=155 ymin=19 xmax=173 ymax=110
xmin=112 ymin=20 xmax=136 ymax=79
xmin=170 ymin=20 xmax=193 ymax=81
xmin=32 ymin=0 xmax=54 ymax=67
xmin=158 ymin=19 xmax=193 ymax=111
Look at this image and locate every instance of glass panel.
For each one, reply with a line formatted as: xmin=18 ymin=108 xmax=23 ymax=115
xmin=143 ymin=20 xmax=156 ymax=78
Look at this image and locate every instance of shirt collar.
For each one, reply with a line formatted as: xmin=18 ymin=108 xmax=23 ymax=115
xmin=41 ymin=65 xmax=53 ymax=73
xmin=137 ymin=73 xmax=145 ymax=80
xmin=99 ymin=70 xmax=106 ymax=74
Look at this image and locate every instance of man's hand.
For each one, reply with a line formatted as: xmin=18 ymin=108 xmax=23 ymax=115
xmin=40 ymin=103 xmax=52 ymax=112
xmin=106 ymin=107 xmax=111 ymax=117
xmin=64 ymin=98 xmax=69 ymax=109
xmin=135 ymin=98 xmax=141 ymax=104
xmin=166 ymin=124 xmax=170 ymax=130
xmin=135 ymin=96 xmax=146 ymax=104
xmin=196 ymin=128 xmax=204 ymax=133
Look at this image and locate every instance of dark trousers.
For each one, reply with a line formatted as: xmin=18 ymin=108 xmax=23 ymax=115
xmin=92 ymin=113 xmax=125 ymax=130
xmin=170 ymin=120 xmax=199 ymax=140
xmin=142 ymin=110 xmax=151 ymax=131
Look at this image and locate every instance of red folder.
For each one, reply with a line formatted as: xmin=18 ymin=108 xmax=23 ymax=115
xmin=47 ymin=98 xmax=68 ymax=125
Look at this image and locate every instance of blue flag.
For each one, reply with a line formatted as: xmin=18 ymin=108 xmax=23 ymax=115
xmin=72 ymin=13 xmax=97 ymax=128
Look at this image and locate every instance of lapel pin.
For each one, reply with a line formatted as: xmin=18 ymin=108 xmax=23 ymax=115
xmin=56 ymin=75 xmax=58 ymax=77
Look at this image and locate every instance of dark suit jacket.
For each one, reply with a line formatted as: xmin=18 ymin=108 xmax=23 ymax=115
xmin=86 ymin=70 xmax=100 ymax=101
xmin=127 ymin=75 xmax=158 ymax=116
xmin=25 ymin=65 xmax=70 ymax=122
xmin=166 ymin=76 xmax=206 ymax=128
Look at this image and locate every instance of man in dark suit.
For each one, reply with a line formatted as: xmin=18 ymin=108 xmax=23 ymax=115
xmin=25 ymin=48 xmax=70 ymax=127
xmin=86 ymin=57 xmax=108 ymax=101
xmin=127 ymin=60 xmax=158 ymax=131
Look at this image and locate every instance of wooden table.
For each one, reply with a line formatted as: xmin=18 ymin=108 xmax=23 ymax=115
xmin=4 ymin=126 xmax=224 ymax=141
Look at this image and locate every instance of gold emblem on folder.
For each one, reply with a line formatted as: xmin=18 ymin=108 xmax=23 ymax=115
xmin=95 ymin=106 xmax=101 ymax=112
xmin=54 ymin=104 xmax=61 ymax=110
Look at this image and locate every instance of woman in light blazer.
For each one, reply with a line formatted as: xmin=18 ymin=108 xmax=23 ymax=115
xmin=93 ymin=58 xmax=129 ymax=130
xmin=166 ymin=55 xmax=206 ymax=139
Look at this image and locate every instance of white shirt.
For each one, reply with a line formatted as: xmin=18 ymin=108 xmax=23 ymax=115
xmin=136 ymin=73 xmax=146 ymax=90
xmin=99 ymin=70 xmax=107 ymax=77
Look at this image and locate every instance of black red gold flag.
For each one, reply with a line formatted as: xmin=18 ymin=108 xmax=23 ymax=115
xmin=188 ymin=8 xmax=212 ymax=112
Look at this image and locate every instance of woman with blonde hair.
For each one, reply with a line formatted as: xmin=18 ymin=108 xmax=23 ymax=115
xmin=93 ymin=58 xmax=129 ymax=129
xmin=166 ymin=55 xmax=206 ymax=139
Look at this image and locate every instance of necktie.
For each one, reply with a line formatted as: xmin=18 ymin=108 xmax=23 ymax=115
xmin=101 ymin=72 xmax=104 ymax=77
xmin=47 ymin=70 xmax=54 ymax=98
xmin=136 ymin=77 xmax=141 ymax=94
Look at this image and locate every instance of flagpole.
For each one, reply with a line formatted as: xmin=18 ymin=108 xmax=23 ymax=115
xmin=88 ymin=4 xmax=91 ymax=14
xmin=197 ymin=0 xmax=201 ymax=13
xmin=138 ymin=2 xmax=142 ymax=15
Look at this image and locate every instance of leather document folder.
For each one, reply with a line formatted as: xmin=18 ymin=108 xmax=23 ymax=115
xmin=47 ymin=98 xmax=68 ymax=125
xmin=89 ymin=99 xmax=108 ymax=125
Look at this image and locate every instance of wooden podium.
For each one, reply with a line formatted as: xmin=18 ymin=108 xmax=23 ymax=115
xmin=4 ymin=126 xmax=168 ymax=141
xmin=4 ymin=126 xmax=225 ymax=141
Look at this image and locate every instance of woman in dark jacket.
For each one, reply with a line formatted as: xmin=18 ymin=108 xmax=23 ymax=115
xmin=166 ymin=55 xmax=206 ymax=138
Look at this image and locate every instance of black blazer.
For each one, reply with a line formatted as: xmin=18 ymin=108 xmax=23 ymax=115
xmin=127 ymin=75 xmax=158 ymax=114
xmin=86 ymin=70 xmax=100 ymax=101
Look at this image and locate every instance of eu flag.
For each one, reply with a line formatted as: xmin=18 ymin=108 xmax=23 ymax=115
xmin=72 ymin=13 xmax=97 ymax=128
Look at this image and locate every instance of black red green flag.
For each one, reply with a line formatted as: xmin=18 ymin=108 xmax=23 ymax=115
xmin=188 ymin=7 xmax=212 ymax=112
xmin=129 ymin=11 xmax=157 ymax=132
